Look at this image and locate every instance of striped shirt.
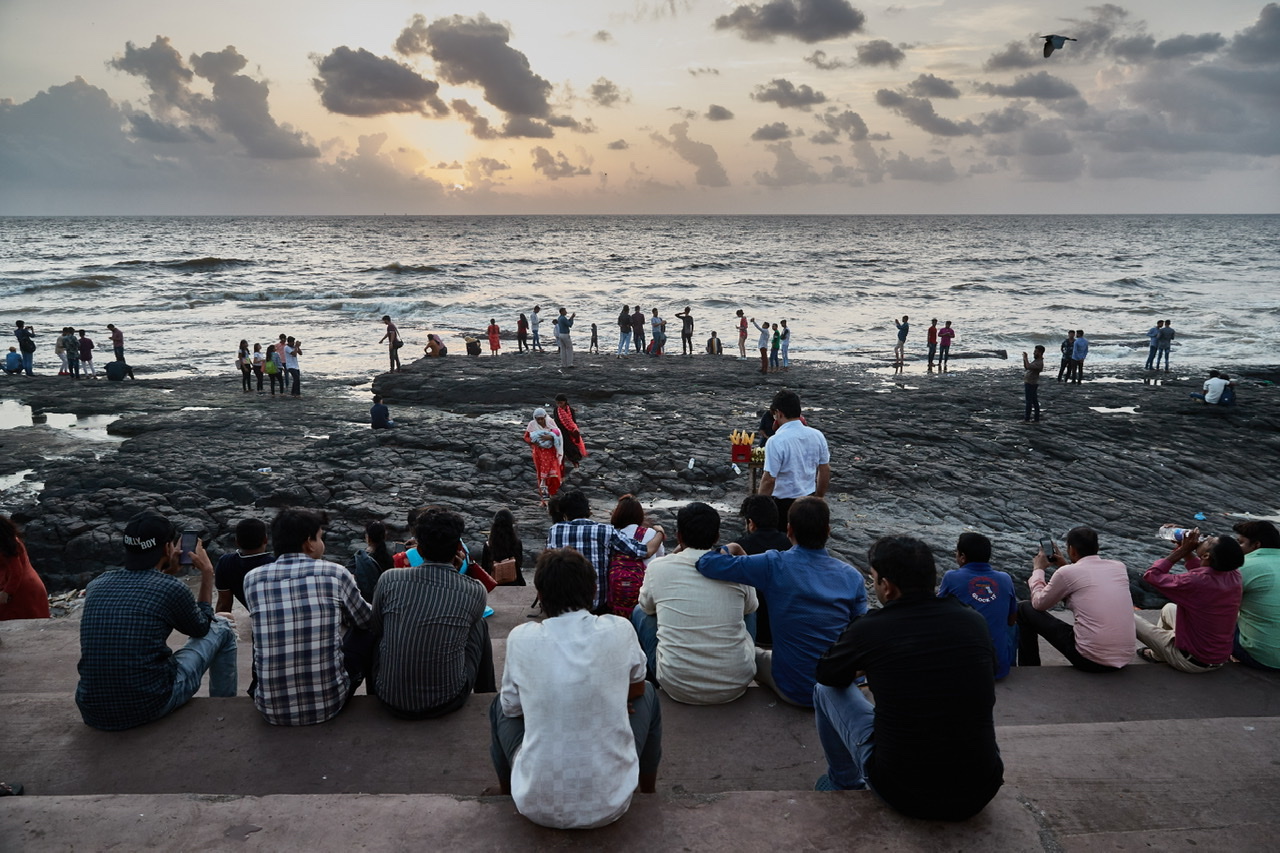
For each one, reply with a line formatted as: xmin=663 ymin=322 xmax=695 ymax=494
xmin=547 ymin=520 xmax=649 ymax=610
xmin=244 ymin=553 xmax=372 ymax=726
xmin=370 ymin=562 xmax=488 ymax=714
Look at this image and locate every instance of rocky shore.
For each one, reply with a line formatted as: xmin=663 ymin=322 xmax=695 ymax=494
xmin=2 ymin=351 xmax=1277 ymax=607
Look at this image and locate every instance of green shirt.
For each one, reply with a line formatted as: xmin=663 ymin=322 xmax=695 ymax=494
xmin=1237 ymin=548 xmax=1280 ymax=667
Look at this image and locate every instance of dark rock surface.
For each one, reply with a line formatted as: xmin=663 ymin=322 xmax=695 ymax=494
xmin=3 ymin=352 xmax=1277 ymax=607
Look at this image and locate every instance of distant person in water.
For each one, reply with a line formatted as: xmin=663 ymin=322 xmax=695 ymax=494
xmin=706 ymin=332 xmax=723 ymax=355
xmin=1057 ymin=330 xmax=1075 ymax=382
xmin=736 ymin=310 xmax=748 ymax=358
xmin=487 ymin=319 xmax=501 ymax=356
xmin=380 ymin=315 xmax=402 ymax=372
xmin=938 ymin=321 xmax=955 ymax=368
xmin=107 ymin=323 xmax=124 ymax=361
xmin=893 ymin=316 xmax=909 ymax=365
xmin=371 ymin=395 xmax=397 ymax=429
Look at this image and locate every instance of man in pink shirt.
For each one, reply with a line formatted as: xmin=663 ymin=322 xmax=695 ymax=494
xmin=1017 ymin=527 xmax=1135 ymax=672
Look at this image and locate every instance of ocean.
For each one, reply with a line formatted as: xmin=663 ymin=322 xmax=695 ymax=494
xmin=2 ymin=214 xmax=1276 ymax=380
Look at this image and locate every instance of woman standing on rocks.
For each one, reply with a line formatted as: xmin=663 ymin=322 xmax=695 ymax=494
xmin=488 ymin=319 xmax=502 ymax=356
xmin=517 ymin=314 xmax=529 ymax=354
xmin=552 ymin=394 xmax=588 ymax=469
xmin=524 ymin=408 xmax=564 ymax=504
xmin=236 ymin=339 xmax=252 ymax=392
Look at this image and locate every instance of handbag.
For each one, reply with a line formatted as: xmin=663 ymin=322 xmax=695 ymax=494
xmin=394 ymin=339 xmax=405 ymax=349
xmin=492 ymin=557 xmax=518 ymax=584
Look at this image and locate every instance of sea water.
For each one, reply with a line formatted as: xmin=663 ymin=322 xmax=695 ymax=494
xmin=1 ymin=214 xmax=1276 ymax=380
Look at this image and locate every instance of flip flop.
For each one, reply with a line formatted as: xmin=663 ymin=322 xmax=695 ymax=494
xmin=1138 ymin=648 xmax=1161 ymax=664
xmin=0 ymin=782 xmax=23 ymax=796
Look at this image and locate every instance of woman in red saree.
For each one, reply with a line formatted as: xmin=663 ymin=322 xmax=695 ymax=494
xmin=552 ymin=394 xmax=588 ymax=468
xmin=523 ymin=408 xmax=564 ymax=504
xmin=0 ymin=516 xmax=49 ymax=620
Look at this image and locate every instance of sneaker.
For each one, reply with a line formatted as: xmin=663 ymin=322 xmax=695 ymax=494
xmin=814 ymin=774 xmax=840 ymax=792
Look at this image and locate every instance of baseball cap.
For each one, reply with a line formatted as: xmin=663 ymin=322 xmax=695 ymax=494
xmin=123 ymin=511 xmax=175 ymax=569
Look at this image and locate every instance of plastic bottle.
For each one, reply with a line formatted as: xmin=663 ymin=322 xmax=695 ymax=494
xmin=1157 ymin=527 xmax=1192 ymax=543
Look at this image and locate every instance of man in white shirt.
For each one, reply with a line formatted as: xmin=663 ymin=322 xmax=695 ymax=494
xmin=759 ymin=389 xmax=831 ymax=531
xmin=632 ymin=502 xmax=758 ymax=705
xmin=1191 ymin=370 xmax=1237 ymax=405
xmin=529 ymin=305 xmax=543 ymax=353
xmin=489 ymin=547 xmax=661 ymax=829
xmin=283 ymin=336 xmax=302 ymax=397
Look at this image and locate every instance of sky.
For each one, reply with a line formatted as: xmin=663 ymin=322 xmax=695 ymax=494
xmin=0 ymin=0 xmax=1277 ymax=214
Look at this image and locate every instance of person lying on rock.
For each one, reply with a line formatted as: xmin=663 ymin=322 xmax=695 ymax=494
xmin=632 ymin=502 xmax=758 ymax=705
xmin=1017 ymin=527 xmax=1134 ymax=672
xmin=812 ymin=535 xmax=1004 ymax=821
xmin=696 ymin=496 xmax=867 ymax=708
xmin=1136 ymin=528 xmax=1242 ymax=672
xmin=369 ymin=508 xmax=495 ymax=718
xmin=245 ymin=508 xmax=373 ymax=725
xmin=489 ymin=547 xmax=661 ymax=829
xmin=76 ymin=511 xmax=238 ymax=731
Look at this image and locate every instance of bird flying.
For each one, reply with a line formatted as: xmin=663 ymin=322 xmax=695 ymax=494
xmin=1040 ymin=34 xmax=1077 ymax=58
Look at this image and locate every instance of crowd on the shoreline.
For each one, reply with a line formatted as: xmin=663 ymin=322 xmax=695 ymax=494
xmin=7 ymin=321 xmax=134 ymax=381
xmin=3 ymin=387 xmax=1276 ymax=827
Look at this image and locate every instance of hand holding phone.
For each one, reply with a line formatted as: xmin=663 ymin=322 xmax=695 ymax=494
xmin=179 ymin=530 xmax=199 ymax=566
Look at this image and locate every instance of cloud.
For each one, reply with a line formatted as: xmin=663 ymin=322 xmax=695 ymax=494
xmin=856 ymin=39 xmax=905 ymax=68
xmin=751 ymin=121 xmax=795 ymax=141
xmin=466 ymin=157 xmax=510 ymax=185
xmin=593 ymin=30 xmax=613 ymax=43
xmin=907 ymin=74 xmax=960 ymax=99
xmin=883 ymin=151 xmax=958 ymax=182
xmin=589 ymin=78 xmax=628 ymax=107
xmin=976 ymin=71 xmax=1081 ymax=101
xmin=715 ymin=0 xmax=866 ymax=44
xmin=804 ymin=50 xmax=849 ymax=70
xmin=109 ymin=37 xmax=318 ymax=159
xmin=875 ymin=90 xmax=979 ymax=136
xmin=126 ymin=112 xmax=212 ymax=144
xmin=978 ymin=105 xmax=1037 ymax=134
xmin=312 ymin=46 xmax=447 ymax=117
xmin=530 ymin=147 xmax=591 ymax=180
xmin=650 ymin=122 xmax=730 ymax=186
xmin=607 ymin=139 xmax=630 ymax=150
xmin=450 ymin=98 xmax=498 ymax=139
xmin=435 ymin=161 xmax=462 ymax=169
xmin=1153 ymin=33 xmax=1227 ymax=59
xmin=983 ymin=42 xmax=1039 ymax=71
xmin=1227 ymin=2 xmax=1280 ymax=64
xmin=816 ymin=108 xmax=868 ymax=141
xmin=688 ymin=67 xmax=720 ymax=76
xmin=706 ymin=104 xmax=735 ymax=121
xmin=1016 ymin=129 xmax=1084 ymax=181
xmin=754 ymin=141 xmax=821 ymax=185
xmin=752 ymin=78 xmax=827 ymax=110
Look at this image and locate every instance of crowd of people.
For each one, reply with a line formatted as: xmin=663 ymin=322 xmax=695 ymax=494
xmin=7 ymin=321 xmax=133 ymax=380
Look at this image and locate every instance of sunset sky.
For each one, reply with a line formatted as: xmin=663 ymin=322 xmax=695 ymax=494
xmin=1 ymin=1 xmax=1276 ymax=214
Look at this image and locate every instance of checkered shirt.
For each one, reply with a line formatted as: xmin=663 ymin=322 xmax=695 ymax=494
xmin=244 ymin=553 xmax=372 ymax=726
xmin=546 ymin=520 xmax=648 ymax=609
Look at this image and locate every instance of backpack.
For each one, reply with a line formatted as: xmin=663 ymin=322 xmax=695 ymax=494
xmin=263 ymin=358 xmax=277 ymax=374
xmin=607 ymin=527 xmax=648 ymax=617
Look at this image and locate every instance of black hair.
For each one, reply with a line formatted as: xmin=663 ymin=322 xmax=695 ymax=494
xmin=956 ymin=532 xmax=992 ymax=564
xmin=1076 ymin=329 xmax=1084 ymax=336
xmin=559 ymin=489 xmax=590 ymax=521
xmin=554 ymin=393 xmax=569 ymax=404
xmin=365 ymin=520 xmax=394 ymax=571
xmin=372 ymin=395 xmax=383 ymax=404
xmin=787 ymin=496 xmax=829 ymax=549
xmin=610 ymin=494 xmax=645 ymax=529
xmin=867 ymin=536 xmax=937 ymax=594
xmin=1065 ymin=526 xmax=1099 ymax=557
xmin=271 ymin=508 xmax=328 ymax=555
xmin=740 ymin=494 xmax=779 ymax=530
xmin=546 ymin=494 xmax=565 ymax=524
xmin=1206 ymin=536 xmax=1245 ymax=573
xmin=677 ymin=502 xmax=720 ymax=550
xmin=0 ymin=515 xmax=22 ymax=558
xmin=1233 ymin=520 xmax=1280 ymax=549
xmin=234 ymin=518 xmax=269 ymax=551
xmin=414 ymin=508 xmax=466 ymax=564
xmin=534 ymin=547 xmax=597 ymax=617
xmin=487 ymin=509 xmax=521 ymax=562
xmin=771 ymin=389 xmax=802 ymax=420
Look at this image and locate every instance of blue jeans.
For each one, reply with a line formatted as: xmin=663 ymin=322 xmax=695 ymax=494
xmin=160 ymin=616 xmax=238 ymax=716
xmin=1234 ymin=629 xmax=1280 ymax=671
xmin=618 ymin=331 xmax=631 ymax=354
xmin=1024 ymin=383 xmax=1041 ymax=421
xmin=1155 ymin=346 xmax=1170 ymax=370
xmin=21 ymin=351 xmax=34 ymax=375
xmin=813 ymin=682 xmax=874 ymax=790
xmin=630 ymin=606 xmax=757 ymax=682
xmin=531 ymin=329 xmax=543 ymax=351
xmin=288 ymin=367 xmax=300 ymax=396
xmin=1145 ymin=345 xmax=1158 ymax=369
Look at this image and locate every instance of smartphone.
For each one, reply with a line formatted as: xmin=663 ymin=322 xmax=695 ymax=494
xmin=179 ymin=530 xmax=199 ymax=566
xmin=1039 ymin=534 xmax=1054 ymax=557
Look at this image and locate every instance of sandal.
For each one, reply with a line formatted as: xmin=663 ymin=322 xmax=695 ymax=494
xmin=0 ymin=781 xmax=23 ymax=796
xmin=1138 ymin=648 xmax=1162 ymax=664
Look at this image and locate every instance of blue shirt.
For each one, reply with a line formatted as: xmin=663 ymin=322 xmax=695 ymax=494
xmin=937 ymin=562 xmax=1017 ymax=679
xmin=554 ymin=315 xmax=574 ymax=334
xmin=696 ymin=545 xmax=867 ymax=706
xmin=5 ymin=351 xmax=21 ymax=371
xmin=1072 ymin=337 xmax=1089 ymax=360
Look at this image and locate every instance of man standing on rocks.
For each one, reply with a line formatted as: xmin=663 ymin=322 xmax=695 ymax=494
xmin=676 ymin=307 xmax=695 ymax=356
xmin=1017 ymin=527 xmax=1134 ymax=672
xmin=554 ymin=307 xmax=575 ymax=369
xmin=1022 ymin=345 xmax=1045 ymax=423
xmin=107 ymin=323 xmax=124 ymax=361
xmin=1144 ymin=320 xmax=1164 ymax=370
xmin=527 ymin=306 xmax=543 ymax=353
xmin=812 ymin=535 xmax=1004 ymax=821
xmin=379 ymin=315 xmax=402 ymax=372
xmin=1155 ymin=320 xmax=1175 ymax=371
xmin=546 ymin=489 xmax=664 ymax=613
xmin=284 ymin=336 xmax=302 ymax=396
xmin=926 ymin=319 xmax=938 ymax=368
xmin=75 ymin=511 xmax=238 ymax=731
xmin=245 ymin=509 xmax=373 ymax=725
xmin=13 ymin=321 xmax=35 ymax=375
xmin=696 ymin=497 xmax=867 ymax=707
xmin=893 ymin=315 xmax=909 ymax=365
xmin=1070 ymin=329 xmax=1089 ymax=384
xmin=370 ymin=508 xmax=496 ymax=717
xmin=630 ymin=306 xmax=646 ymax=355
xmin=1057 ymin=330 xmax=1075 ymax=382
xmin=758 ymin=389 xmax=830 ymax=531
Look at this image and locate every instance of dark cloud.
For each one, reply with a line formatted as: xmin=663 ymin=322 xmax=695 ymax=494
xmin=1110 ymin=35 xmax=1155 ymax=61
xmin=907 ymin=73 xmax=960 ymax=99
xmin=590 ymin=78 xmax=627 ymax=107
xmin=751 ymin=121 xmax=794 ymax=140
xmin=450 ymin=98 xmax=498 ymax=140
xmin=752 ymin=78 xmax=827 ymax=110
xmin=875 ymin=89 xmax=979 ymax=136
xmin=669 ymin=106 xmax=699 ymax=120
xmin=976 ymin=71 xmax=1081 ymax=101
xmin=126 ymin=113 xmax=211 ymax=144
xmin=530 ymin=146 xmax=591 ymax=180
xmin=883 ymin=151 xmax=958 ymax=182
xmin=470 ymin=157 xmax=510 ymax=176
xmin=816 ymin=108 xmax=868 ymax=141
xmin=1153 ymin=33 xmax=1226 ymax=59
xmin=754 ymin=141 xmax=820 ymax=185
xmin=607 ymin=139 xmax=630 ymax=150
xmin=984 ymin=43 xmax=1039 ymax=71
xmin=1226 ymin=3 xmax=1280 ymax=64
xmin=856 ymin=39 xmax=905 ymax=68
xmin=810 ymin=130 xmax=839 ymax=144
xmin=978 ymin=105 xmax=1036 ymax=134
xmin=108 ymin=36 xmax=195 ymax=114
xmin=1017 ymin=129 xmax=1084 ymax=181
xmin=312 ymin=46 xmax=447 ymax=117
xmin=706 ymin=104 xmax=735 ymax=121
xmin=593 ymin=30 xmax=613 ymax=43
xmin=715 ymin=0 xmax=866 ymax=44
xmin=650 ymin=122 xmax=729 ymax=186
xmin=435 ymin=161 xmax=462 ymax=169
xmin=688 ymin=67 xmax=720 ymax=76
xmin=804 ymin=50 xmax=849 ymax=70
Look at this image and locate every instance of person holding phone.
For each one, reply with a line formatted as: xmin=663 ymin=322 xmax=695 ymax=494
xmin=75 ymin=511 xmax=238 ymax=731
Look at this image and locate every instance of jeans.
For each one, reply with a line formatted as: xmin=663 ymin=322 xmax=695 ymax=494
xmin=531 ymin=329 xmax=543 ymax=351
xmin=288 ymin=367 xmax=301 ymax=396
xmin=781 ymin=340 xmax=789 ymax=367
xmin=253 ymin=366 xmax=264 ymax=390
xmin=113 ymin=346 xmax=124 ymax=361
xmin=558 ymin=333 xmax=573 ymax=368
xmin=388 ymin=346 xmax=400 ymax=371
xmin=268 ymin=370 xmax=282 ymax=394
xmin=1057 ymin=356 xmax=1071 ymax=381
xmin=517 ymin=332 xmax=528 ymax=353
xmin=1155 ymin=346 xmax=1170 ymax=370
xmin=928 ymin=342 xmax=936 ymax=365
xmin=21 ymin=351 xmax=34 ymax=374
xmin=938 ymin=345 xmax=950 ymax=367
xmin=770 ymin=348 xmax=779 ymax=369
xmin=813 ymin=682 xmax=875 ymax=789
xmin=1016 ymin=601 xmax=1121 ymax=672
xmin=160 ymin=616 xmax=238 ymax=717
xmin=1144 ymin=345 xmax=1158 ymax=370
xmin=630 ymin=606 xmax=757 ymax=682
xmin=681 ymin=333 xmax=693 ymax=355
xmin=618 ymin=331 xmax=631 ymax=354
xmin=1024 ymin=383 xmax=1041 ymax=421
xmin=1233 ymin=629 xmax=1280 ymax=671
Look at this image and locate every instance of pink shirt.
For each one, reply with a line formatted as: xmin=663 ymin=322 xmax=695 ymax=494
xmin=1143 ymin=556 xmax=1241 ymax=664
xmin=1029 ymin=555 xmax=1134 ymax=668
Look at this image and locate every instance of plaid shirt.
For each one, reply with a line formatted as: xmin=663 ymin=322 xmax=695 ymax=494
xmin=76 ymin=568 xmax=214 ymax=731
xmin=546 ymin=520 xmax=648 ymax=609
xmin=244 ymin=553 xmax=372 ymax=726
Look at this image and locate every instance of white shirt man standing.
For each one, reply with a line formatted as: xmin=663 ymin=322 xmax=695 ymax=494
xmin=758 ymin=389 xmax=830 ymax=531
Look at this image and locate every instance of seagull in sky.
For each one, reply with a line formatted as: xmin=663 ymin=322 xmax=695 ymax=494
xmin=1040 ymin=34 xmax=1077 ymax=58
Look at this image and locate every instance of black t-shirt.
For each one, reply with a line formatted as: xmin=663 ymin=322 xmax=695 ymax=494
xmin=680 ymin=314 xmax=694 ymax=334
xmin=738 ymin=529 xmax=792 ymax=556
xmin=214 ymin=551 xmax=277 ymax=608
xmin=816 ymin=594 xmax=1003 ymax=821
